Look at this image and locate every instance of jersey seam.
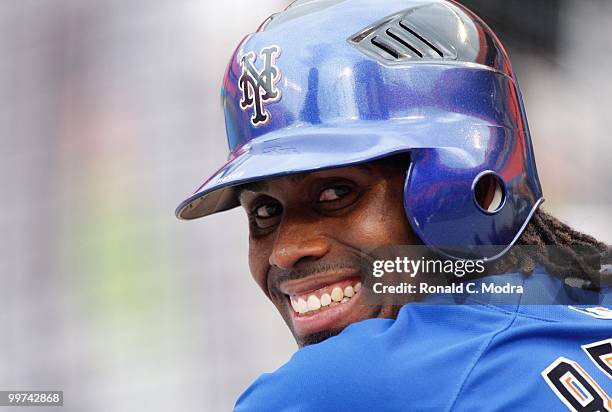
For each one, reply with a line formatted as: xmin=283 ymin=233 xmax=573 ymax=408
xmin=467 ymin=302 xmax=558 ymax=323
xmin=447 ymin=278 xmax=528 ymax=412
xmin=446 ymin=307 xmax=519 ymax=412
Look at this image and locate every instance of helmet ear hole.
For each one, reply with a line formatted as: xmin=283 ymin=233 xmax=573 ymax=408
xmin=473 ymin=172 xmax=505 ymax=214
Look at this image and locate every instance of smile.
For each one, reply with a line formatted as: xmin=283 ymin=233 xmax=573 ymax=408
xmin=289 ymin=280 xmax=362 ymax=316
xmin=280 ymin=273 xmax=365 ymax=337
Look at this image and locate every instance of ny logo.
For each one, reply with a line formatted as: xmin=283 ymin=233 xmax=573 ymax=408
xmin=239 ymin=45 xmax=281 ymax=127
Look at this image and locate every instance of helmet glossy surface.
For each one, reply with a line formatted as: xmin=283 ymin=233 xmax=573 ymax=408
xmin=176 ymin=0 xmax=544 ymax=260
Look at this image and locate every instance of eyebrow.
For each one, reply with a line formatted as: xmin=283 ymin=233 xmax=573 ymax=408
xmin=237 ymin=180 xmax=269 ymax=199
xmin=235 ymin=163 xmax=374 ymax=198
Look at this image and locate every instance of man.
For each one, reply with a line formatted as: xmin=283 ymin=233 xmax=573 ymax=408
xmin=176 ymin=0 xmax=611 ymax=410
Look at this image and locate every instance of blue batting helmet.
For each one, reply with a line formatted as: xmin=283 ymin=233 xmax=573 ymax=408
xmin=176 ymin=0 xmax=544 ymax=260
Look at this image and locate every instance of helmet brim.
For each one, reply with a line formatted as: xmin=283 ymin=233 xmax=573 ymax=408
xmin=175 ymin=116 xmax=500 ymax=220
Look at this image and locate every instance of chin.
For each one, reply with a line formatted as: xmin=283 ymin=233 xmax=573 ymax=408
xmin=298 ymin=328 xmax=344 ymax=346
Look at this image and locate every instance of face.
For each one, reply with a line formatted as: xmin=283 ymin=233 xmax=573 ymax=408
xmin=238 ymin=157 xmax=419 ymax=347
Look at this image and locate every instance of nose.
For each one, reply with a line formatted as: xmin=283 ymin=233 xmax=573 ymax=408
xmin=269 ymin=218 xmax=331 ymax=270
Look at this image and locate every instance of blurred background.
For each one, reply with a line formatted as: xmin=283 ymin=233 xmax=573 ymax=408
xmin=0 ymin=0 xmax=610 ymax=410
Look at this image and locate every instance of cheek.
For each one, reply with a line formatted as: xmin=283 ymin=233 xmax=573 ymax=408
xmin=248 ymin=239 xmax=272 ymax=291
xmin=344 ymin=182 xmax=414 ymax=245
xmin=381 ymin=187 xmax=415 ymax=244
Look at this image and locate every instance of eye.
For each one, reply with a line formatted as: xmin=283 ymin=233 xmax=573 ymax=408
xmin=253 ymin=202 xmax=282 ymax=219
xmin=317 ymin=185 xmax=352 ymax=202
xmin=248 ymin=200 xmax=283 ymax=231
xmin=315 ymin=184 xmax=360 ymax=212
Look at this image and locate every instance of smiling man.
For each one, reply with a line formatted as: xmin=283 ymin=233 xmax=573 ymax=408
xmin=237 ymin=156 xmax=415 ymax=346
xmin=176 ymin=0 xmax=611 ymax=410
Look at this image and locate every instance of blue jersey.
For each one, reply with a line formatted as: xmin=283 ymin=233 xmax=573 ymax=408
xmin=235 ymin=269 xmax=612 ymax=411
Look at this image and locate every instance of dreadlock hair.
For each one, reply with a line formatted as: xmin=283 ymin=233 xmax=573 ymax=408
xmin=493 ymin=209 xmax=611 ymax=290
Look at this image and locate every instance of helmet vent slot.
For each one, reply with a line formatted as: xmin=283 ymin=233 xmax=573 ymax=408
xmin=370 ymin=35 xmax=400 ymax=58
xmin=385 ymin=28 xmax=423 ymax=57
xmin=398 ymin=21 xmax=443 ymax=58
xmin=348 ymin=4 xmax=459 ymax=64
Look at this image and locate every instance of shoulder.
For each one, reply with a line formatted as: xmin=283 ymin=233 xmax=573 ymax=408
xmin=234 ymin=271 xmax=612 ymax=411
xmin=234 ymin=303 xmax=515 ymax=411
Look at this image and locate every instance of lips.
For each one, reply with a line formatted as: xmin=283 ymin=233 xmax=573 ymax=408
xmin=280 ymin=273 xmax=363 ymax=337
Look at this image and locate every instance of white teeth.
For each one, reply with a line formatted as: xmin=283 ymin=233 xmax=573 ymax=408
xmin=320 ymin=293 xmax=331 ymax=306
xmin=331 ymin=287 xmax=344 ymax=302
xmin=344 ymin=285 xmax=354 ymax=298
xmin=291 ymin=282 xmax=362 ymax=314
xmin=297 ymin=298 xmax=308 ymax=314
xmin=307 ymin=295 xmax=321 ymax=311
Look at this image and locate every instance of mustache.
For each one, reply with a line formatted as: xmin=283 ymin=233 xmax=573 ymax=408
xmin=269 ymin=261 xmax=362 ymax=294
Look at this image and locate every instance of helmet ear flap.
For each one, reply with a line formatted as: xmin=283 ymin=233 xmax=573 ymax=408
xmin=403 ymin=147 xmax=523 ymax=261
